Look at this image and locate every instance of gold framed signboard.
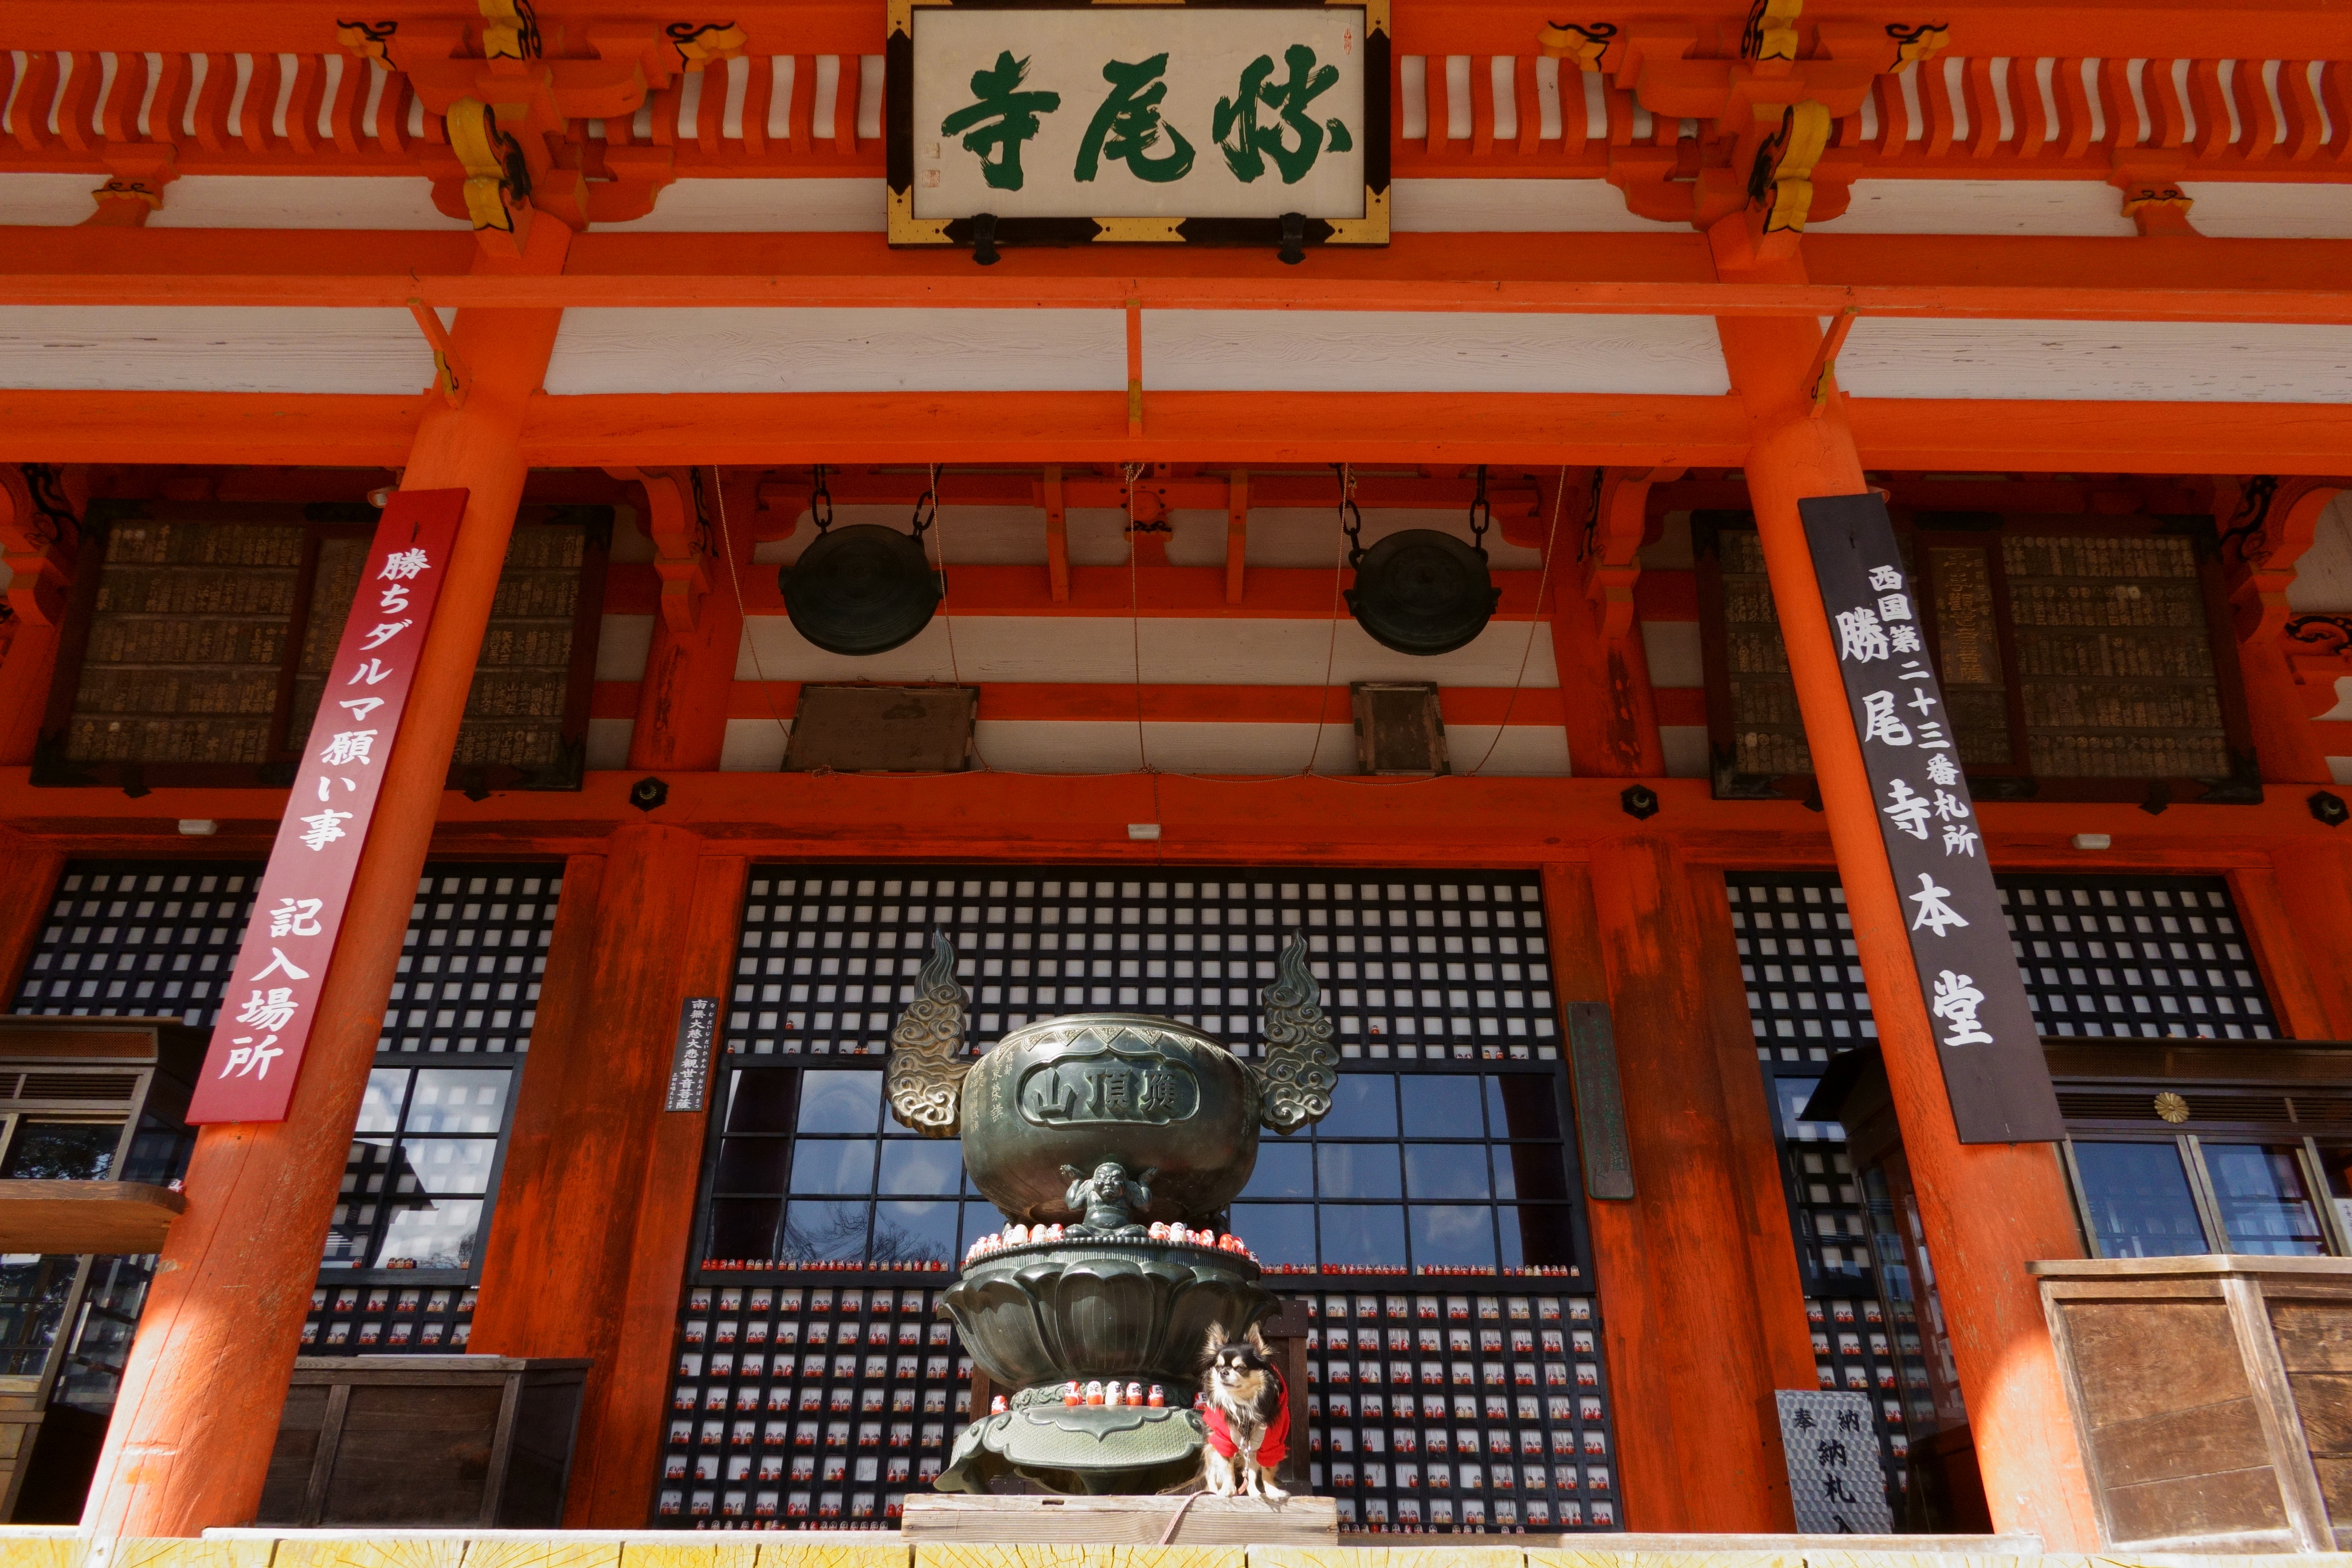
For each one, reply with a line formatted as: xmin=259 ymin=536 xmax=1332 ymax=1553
xmin=887 ymin=0 xmax=1390 ymax=254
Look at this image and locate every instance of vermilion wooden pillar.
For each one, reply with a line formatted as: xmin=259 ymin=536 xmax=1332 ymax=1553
xmin=0 ymin=826 xmax=65 ymax=989
xmin=0 ymin=620 xmax=62 ymax=767
xmin=1542 ymin=856 xmax=1810 ymax=1530
xmin=1711 ymin=218 xmax=2097 ymax=1547
xmin=471 ymin=834 xmax=746 ymax=1527
xmin=80 ymin=219 xmax=574 ymax=1538
xmin=2265 ymin=840 xmax=2352 ymax=1038
xmin=625 ymin=470 xmax=751 ymax=773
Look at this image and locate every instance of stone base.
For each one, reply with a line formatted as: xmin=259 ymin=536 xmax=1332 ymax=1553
xmin=901 ymin=1492 xmax=1341 ymax=1545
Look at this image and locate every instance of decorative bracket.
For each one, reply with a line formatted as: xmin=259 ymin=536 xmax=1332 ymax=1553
xmin=0 ymin=465 xmax=83 ymax=626
xmin=1804 ymin=305 xmax=1860 ymax=416
xmin=406 ymin=300 xmax=469 ymax=407
xmin=446 ymin=96 xmax=535 ymax=256
xmin=609 ymin=466 xmax=709 ymax=630
xmin=1582 ymin=466 xmax=1680 ymax=642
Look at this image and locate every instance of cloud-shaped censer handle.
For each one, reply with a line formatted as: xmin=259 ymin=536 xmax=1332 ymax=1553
xmin=1255 ymin=933 xmax=1338 ymax=1134
xmin=887 ymin=931 xmax=970 ymax=1138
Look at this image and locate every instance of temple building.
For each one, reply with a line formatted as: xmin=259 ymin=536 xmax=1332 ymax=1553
xmin=1 ymin=0 xmax=2350 ymax=1553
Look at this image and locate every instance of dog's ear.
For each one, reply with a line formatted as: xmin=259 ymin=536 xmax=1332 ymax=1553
xmin=1245 ymin=1322 xmax=1271 ymax=1359
xmin=1201 ymin=1322 xmax=1229 ymax=1362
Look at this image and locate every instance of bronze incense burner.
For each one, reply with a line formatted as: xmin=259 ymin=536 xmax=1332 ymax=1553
xmin=885 ymin=932 xmax=1336 ymax=1494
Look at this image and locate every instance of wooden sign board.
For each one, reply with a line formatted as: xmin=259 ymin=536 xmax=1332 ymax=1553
xmin=1801 ymin=493 xmax=2064 ymax=1145
xmin=888 ymin=0 xmax=1389 ymax=252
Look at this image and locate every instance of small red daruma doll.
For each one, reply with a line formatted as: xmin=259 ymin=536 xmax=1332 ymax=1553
xmin=1063 ymin=1381 xmax=1081 ymax=1407
xmin=990 ymin=1394 xmax=1007 ymax=1414
xmin=1084 ymin=1380 xmax=1105 ymax=1406
xmin=1147 ymin=1385 xmax=1166 ymax=1408
xmin=1148 ymin=1222 xmax=1169 ymax=1242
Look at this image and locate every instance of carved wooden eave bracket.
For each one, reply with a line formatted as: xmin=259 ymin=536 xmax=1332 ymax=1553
xmin=335 ymin=2 xmax=747 ymax=245
xmin=606 ymin=465 xmax=711 ymax=631
xmin=0 ymin=464 xmax=86 ymax=628
xmin=2221 ymin=476 xmax=2352 ymax=724
xmin=1539 ymin=3 xmax=1950 ymax=245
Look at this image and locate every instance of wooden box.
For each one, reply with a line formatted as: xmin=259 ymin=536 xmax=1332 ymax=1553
xmin=2035 ymin=1255 xmax=2352 ymax=1552
xmin=256 ymin=1355 xmax=588 ymax=1527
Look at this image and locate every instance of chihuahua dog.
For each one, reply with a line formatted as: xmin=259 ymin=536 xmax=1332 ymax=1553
xmin=1199 ymin=1321 xmax=1290 ymax=1503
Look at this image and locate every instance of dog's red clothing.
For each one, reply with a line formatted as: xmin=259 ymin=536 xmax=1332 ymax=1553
xmin=1201 ymin=1379 xmax=1289 ymax=1468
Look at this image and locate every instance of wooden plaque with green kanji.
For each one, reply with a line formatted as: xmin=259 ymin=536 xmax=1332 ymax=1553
xmin=887 ymin=0 xmax=1390 ymax=252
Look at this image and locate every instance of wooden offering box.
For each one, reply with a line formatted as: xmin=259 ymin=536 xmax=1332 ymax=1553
xmin=257 ymin=1355 xmax=588 ymax=1527
xmin=2035 ymin=1255 xmax=2352 ymax=1552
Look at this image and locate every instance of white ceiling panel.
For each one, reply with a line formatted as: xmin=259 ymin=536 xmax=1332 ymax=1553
xmin=596 ymin=177 xmax=887 ymax=232
xmin=0 ymin=305 xmax=438 ymax=392
xmin=148 ymin=175 xmax=464 ymax=229
xmin=1143 ymin=309 xmax=1729 ymax=394
xmin=1812 ymin=178 xmax=2136 ymax=237
xmin=1836 ymin=317 xmax=2352 ymax=403
xmin=545 ymin=307 xmax=1126 ymax=394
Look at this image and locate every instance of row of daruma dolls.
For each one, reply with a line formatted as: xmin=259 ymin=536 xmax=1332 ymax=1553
xmin=986 ymin=1380 xmax=1182 ymax=1413
xmin=962 ymin=1221 xmax=1260 ymax=1264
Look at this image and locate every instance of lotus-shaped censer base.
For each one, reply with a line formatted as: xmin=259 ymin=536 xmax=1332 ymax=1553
xmin=935 ymin=1237 xmax=1271 ymax=1494
xmin=887 ymin=932 xmax=1337 ymax=1495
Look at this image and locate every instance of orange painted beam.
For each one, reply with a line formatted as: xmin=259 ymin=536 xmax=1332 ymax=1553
xmin=607 ymin=563 xmax=1558 ymax=619
xmin=3 ymin=229 xmax=2349 ymax=322
xmin=1652 ymin=687 xmax=1707 ymax=726
xmin=8 ymin=767 xmax=2344 ymax=871
xmin=3 ymin=388 xmax=2350 ymax=472
xmin=592 ymin=679 xmax=1569 ymax=725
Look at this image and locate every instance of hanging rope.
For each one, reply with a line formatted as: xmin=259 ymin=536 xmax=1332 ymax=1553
xmin=1302 ymin=462 xmax=1357 ymax=776
xmin=1464 ymin=466 xmax=1569 ymax=777
xmin=924 ymin=463 xmax=994 ymax=773
xmin=709 ymin=466 xmax=793 ymax=748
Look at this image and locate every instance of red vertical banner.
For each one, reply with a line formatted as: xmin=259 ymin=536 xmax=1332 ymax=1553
xmin=189 ymin=489 xmax=470 ymax=1124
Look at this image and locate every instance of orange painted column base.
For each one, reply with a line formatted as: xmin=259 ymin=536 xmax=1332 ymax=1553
xmin=1711 ymin=219 xmax=2098 ymax=1548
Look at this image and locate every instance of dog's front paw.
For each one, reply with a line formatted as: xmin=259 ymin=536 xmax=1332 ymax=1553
xmin=1259 ymin=1483 xmax=1290 ymax=1506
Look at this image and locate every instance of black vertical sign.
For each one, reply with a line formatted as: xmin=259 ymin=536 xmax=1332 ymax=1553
xmin=666 ymin=996 xmax=720 ymax=1112
xmin=1800 ymin=494 xmax=2063 ymax=1144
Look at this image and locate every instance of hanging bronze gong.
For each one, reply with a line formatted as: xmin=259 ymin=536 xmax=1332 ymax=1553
xmin=779 ymin=523 xmax=942 ymax=656
xmin=1344 ymin=528 xmax=1502 ymax=656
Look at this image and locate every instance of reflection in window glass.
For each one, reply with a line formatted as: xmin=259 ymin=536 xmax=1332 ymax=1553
xmin=1319 ymin=1205 xmax=1408 ymax=1269
xmin=708 ymin=1196 xmax=783 ymax=1259
xmin=2205 ymin=1144 xmax=2327 ymax=1256
xmin=1498 ymin=1205 xmax=1577 ymax=1271
xmin=378 ymin=1195 xmax=486 ymax=1270
xmin=1232 ymin=1202 xmax=1316 ymax=1264
xmin=1774 ymin=1077 xmax=1824 ymax=1136
xmin=1240 ymin=1142 xmax=1313 ymax=1198
xmin=397 ymin=1138 xmax=497 ymax=1194
xmin=726 ymin=1069 xmax=797 ymax=1133
xmin=1317 ymin=1143 xmax=1402 ymax=1200
xmin=715 ymin=1136 xmax=792 ymax=1193
xmin=872 ymin=1199 xmax=958 ymax=1264
xmin=405 ymin=1070 xmax=509 ymax=1133
xmin=0 ymin=1123 xmax=117 ymax=1181
xmin=791 ymin=1139 xmax=877 ymax=1195
xmin=781 ymin=1198 xmax=869 ymax=1261
xmin=355 ymin=1069 xmax=407 ymax=1134
xmin=1488 ymin=1075 xmax=1563 ymax=1142
xmin=1404 ymin=1144 xmax=1491 ymax=1200
xmin=797 ymin=1071 xmax=882 ymax=1134
xmin=1409 ymin=1204 xmax=1496 ymax=1269
xmin=1400 ymin=1076 xmax=1484 ymax=1139
xmin=2071 ymin=1142 xmax=2209 ymax=1258
xmin=877 ymin=1139 xmax=963 ymax=1195
xmin=0 ymin=1257 xmax=78 ymax=1377
xmin=1320 ymin=1075 xmax=1398 ymax=1138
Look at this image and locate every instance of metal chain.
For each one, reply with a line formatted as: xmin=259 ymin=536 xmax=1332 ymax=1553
xmin=1332 ymin=461 xmax=1365 ymax=565
xmin=910 ymin=463 xmax=939 ymax=540
xmin=809 ymin=462 xmax=833 ymax=533
xmin=1467 ymin=464 xmax=1492 ymax=551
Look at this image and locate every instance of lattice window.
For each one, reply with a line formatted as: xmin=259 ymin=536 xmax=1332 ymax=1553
xmin=1724 ymin=867 xmax=2286 ymax=1510
xmin=3 ymin=856 xmax=554 ymax=1358
xmin=661 ymin=865 xmax=1614 ymax=1534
